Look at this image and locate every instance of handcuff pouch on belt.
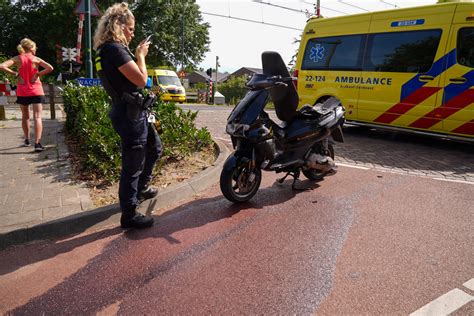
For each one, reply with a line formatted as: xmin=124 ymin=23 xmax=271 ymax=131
xmin=122 ymin=91 xmax=145 ymax=122
xmin=122 ymin=92 xmax=162 ymax=134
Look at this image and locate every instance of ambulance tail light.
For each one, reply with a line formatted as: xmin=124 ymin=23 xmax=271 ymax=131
xmin=292 ymin=69 xmax=298 ymax=90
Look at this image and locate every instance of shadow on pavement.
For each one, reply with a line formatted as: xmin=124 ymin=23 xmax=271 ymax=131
xmin=6 ymin=182 xmax=310 ymax=314
xmin=0 ymin=226 xmax=122 ymax=276
xmin=0 ymin=203 xmax=120 ymax=251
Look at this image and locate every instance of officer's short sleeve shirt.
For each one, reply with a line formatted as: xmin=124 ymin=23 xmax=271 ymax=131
xmin=100 ymin=42 xmax=139 ymax=95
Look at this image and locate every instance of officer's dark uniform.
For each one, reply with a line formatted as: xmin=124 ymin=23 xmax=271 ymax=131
xmin=95 ymin=42 xmax=162 ymax=217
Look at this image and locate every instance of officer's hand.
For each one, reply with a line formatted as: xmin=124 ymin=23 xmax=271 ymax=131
xmin=136 ymin=40 xmax=150 ymax=58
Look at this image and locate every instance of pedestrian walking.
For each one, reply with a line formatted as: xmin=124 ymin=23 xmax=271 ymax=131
xmin=0 ymin=38 xmax=54 ymax=151
xmin=93 ymin=2 xmax=162 ymax=229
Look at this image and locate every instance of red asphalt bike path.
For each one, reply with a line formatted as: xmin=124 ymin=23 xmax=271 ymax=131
xmin=0 ymin=165 xmax=472 ymax=314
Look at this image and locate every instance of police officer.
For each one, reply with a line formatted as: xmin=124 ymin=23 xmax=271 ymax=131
xmin=93 ymin=2 xmax=162 ymax=229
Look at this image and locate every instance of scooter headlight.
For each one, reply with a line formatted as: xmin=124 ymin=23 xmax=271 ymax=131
xmin=226 ymin=123 xmax=250 ymax=136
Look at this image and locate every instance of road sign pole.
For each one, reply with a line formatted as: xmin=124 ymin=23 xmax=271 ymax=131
xmin=84 ymin=0 xmax=93 ymax=78
xmin=74 ymin=0 xmax=102 ymax=77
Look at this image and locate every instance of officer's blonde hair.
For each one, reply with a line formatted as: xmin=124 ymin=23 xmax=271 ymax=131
xmin=93 ymin=2 xmax=134 ymax=50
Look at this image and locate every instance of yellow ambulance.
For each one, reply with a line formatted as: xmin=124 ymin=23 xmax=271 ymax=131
xmin=295 ymin=1 xmax=474 ymax=141
xmin=147 ymin=69 xmax=186 ymax=103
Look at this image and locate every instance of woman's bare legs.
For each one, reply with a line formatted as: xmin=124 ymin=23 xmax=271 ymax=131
xmin=32 ymin=103 xmax=43 ymax=143
xmin=20 ymin=104 xmax=30 ymax=141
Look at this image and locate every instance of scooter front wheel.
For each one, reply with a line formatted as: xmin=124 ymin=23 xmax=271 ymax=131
xmin=220 ymin=162 xmax=262 ymax=203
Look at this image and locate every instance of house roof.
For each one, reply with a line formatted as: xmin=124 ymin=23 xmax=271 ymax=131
xmin=187 ymin=71 xmax=228 ymax=83
xmin=237 ymin=67 xmax=263 ymax=74
xmin=187 ymin=67 xmax=264 ymax=84
xmin=229 ymin=67 xmax=262 ymax=76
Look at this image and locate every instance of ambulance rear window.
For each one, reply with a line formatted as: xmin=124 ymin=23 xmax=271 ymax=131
xmin=457 ymin=27 xmax=474 ymax=68
xmin=364 ymin=29 xmax=441 ymax=73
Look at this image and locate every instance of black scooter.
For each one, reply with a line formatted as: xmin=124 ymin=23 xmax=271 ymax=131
xmin=219 ymin=51 xmax=345 ymax=203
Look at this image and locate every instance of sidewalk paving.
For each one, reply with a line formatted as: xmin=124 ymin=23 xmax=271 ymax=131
xmin=0 ymin=104 xmax=228 ymax=249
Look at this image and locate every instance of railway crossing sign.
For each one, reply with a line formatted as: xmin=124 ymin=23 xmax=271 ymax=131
xmin=61 ymin=48 xmax=78 ymax=62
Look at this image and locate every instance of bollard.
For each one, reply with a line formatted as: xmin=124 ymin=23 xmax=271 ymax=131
xmin=49 ymin=84 xmax=56 ymax=120
xmin=0 ymin=94 xmax=7 ymax=120
xmin=0 ymin=105 xmax=5 ymax=120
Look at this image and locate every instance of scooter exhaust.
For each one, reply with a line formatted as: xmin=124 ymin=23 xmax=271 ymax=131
xmin=306 ymin=153 xmax=335 ymax=172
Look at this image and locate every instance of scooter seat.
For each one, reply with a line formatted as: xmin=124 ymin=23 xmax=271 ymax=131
xmin=294 ymin=105 xmax=322 ymax=119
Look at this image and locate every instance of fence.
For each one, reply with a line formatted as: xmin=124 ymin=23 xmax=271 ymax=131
xmin=185 ymin=89 xmax=211 ymax=104
xmin=0 ymin=82 xmax=63 ymax=120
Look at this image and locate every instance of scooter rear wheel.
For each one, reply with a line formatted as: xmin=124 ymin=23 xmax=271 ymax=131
xmin=302 ymin=143 xmax=335 ymax=181
xmin=220 ymin=163 xmax=262 ymax=203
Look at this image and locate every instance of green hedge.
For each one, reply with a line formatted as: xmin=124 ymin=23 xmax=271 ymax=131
xmin=62 ymin=83 xmax=212 ymax=182
xmin=218 ymin=75 xmax=248 ymax=105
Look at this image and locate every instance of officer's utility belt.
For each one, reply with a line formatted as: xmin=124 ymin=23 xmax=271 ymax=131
xmin=122 ymin=91 xmax=156 ymax=122
xmin=95 ymin=47 xmax=160 ymax=132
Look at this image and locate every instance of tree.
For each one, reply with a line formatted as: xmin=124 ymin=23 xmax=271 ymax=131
xmin=288 ymin=33 xmax=302 ymax=71
xmin=131 ymin=0 xmax=210 ymax=70
xmin=0 ymin=1 xmax=81 ymax=79
xmin=0 ymin=0 xmax=210 ymax=78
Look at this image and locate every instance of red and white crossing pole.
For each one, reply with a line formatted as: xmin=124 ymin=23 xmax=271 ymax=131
xmin=316 ymin=0 xmax=320 ymax=18
xmin=76 ymin=13 xmax=84 ymax=63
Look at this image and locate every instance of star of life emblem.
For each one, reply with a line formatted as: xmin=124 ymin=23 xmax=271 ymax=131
xmin=309 ymin=44 xmax=325 ymax=63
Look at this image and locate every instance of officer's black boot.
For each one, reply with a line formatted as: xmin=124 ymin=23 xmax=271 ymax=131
xmin=137 ymin=185 xmax=158 ymax=202
xmin=120 ymin=209 xmax=154 ymax=229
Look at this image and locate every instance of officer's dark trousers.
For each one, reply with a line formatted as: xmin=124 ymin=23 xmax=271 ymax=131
xmin=111 ymin=108 xmax=162 ymax=215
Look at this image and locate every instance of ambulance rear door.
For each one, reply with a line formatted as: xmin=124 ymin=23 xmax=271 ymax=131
xmin=359 ymin=5 xmax=451 ymax=131
xmin=436 ymin=15 xmax=474 ymax=138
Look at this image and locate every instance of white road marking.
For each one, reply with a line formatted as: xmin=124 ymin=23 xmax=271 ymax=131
xmin=410 ymin=288 xmax=473 ymax=316
xmin=463 ymin=278 xmax=474 ymax=291
xmin=432 ymin=177 xmax=474 ymax=185
xmin=336 ymin=163 xmax=473 ymax=184
xmin=336 ymin=163 xmax=370 ymax=170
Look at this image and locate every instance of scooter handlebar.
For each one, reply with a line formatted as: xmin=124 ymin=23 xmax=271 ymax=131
xmin=247 ymin=74 xmax=293 ymax=90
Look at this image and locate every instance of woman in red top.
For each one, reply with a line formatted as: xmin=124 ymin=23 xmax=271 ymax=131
xmin=0 ymin=38 xmax=53 ymax=151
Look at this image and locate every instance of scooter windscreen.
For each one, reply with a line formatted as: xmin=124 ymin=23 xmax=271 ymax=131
xmin=261 ymin=51 xmax=299 ymax=122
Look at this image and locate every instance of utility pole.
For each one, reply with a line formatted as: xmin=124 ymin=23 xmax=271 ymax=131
xmin=84 ymin=0 xmax=93 ymax=77
xmin=181 ymin=2 xmax=185 ymax=72
xmin=214 ymin=56 xmax=219 ymax=105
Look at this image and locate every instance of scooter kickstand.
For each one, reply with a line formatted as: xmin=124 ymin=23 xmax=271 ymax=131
xmin=277 ymin=171 xmax=304 ymax=190
xmin=276 ymin=172 xmax=290 ymax=184
xmin=291 ymin=170 xmax=305 ymax=190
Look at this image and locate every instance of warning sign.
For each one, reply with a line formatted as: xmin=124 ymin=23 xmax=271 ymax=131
xmin=74 ymin=0 xmax=102 ymax=16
